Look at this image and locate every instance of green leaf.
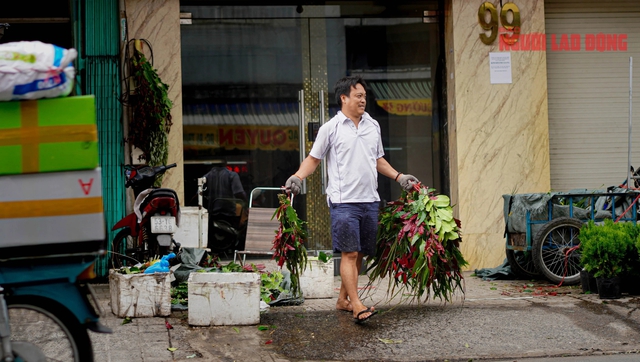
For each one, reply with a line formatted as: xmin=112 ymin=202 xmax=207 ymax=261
xmin=318 ymin=251 xmax=332 ymax=263
xmin=121 ymin=317 xmax=132 ymax=325
xmin=437 ymin=208 xmax=453 ymax=221
xmin=378 ymin=338 xmax=403 ymax=344
xmin=434 ymin=194 xmax=450 ymax=207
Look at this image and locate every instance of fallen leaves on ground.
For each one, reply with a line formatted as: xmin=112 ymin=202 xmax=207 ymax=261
xmin=484 ymin=280 xmax=579 ymax=297
xmin=378 ymin=338 xmax=403 ymax=344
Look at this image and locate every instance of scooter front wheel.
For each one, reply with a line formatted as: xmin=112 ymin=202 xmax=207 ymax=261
xmin=7 ymin=296 xmax=93 ymax=362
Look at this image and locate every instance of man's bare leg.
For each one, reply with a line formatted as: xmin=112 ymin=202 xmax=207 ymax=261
xmin=339 ymin=251 xmax=373 ymax=320
xmin=336 ymin=252 xmax=365 ymax=312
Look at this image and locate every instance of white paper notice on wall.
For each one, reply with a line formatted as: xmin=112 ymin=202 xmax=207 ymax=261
xmin=489 ymin=52 xmax=512 ymax=84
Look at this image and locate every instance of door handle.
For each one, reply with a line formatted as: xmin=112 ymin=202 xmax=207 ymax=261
xmin=298 ymin=89 xmax=307 ymax=194
xmin=319 ymin=90 xmax=327 ymax=195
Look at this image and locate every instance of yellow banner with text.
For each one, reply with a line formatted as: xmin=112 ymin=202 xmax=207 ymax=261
xmin=376 ymin=99 xmax=432 ymax=116
xmin=184 ymin=125 xmax=299 ymax=151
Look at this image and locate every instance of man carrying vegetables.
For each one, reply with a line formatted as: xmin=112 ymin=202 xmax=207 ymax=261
xmin=285 ymin=76 xmax=419 ymax=324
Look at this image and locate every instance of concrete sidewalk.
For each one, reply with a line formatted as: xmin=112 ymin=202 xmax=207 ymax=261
xmin=89 ymin=267 xmax=640 ymax=362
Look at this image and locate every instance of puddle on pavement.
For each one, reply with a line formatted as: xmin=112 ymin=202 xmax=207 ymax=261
xmin=575 ymin=300 xmax=610 ymax=315
xmin=260 ymin=299 xmax=640 ymax=361
xmin=259 ymin=305 xmax=463 ymax=361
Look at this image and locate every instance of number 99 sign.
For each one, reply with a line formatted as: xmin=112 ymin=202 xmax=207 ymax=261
xmin=478 ymin=2 xmax=520 ymax=46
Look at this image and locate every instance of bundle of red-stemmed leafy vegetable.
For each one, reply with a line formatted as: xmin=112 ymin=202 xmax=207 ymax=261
xmin=367 ymin=183 xmax=467 ymax=302
xmin=271 ymin=193 xmax=308 ymax=297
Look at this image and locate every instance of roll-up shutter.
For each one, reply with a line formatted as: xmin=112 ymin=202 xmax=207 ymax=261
xmin=545 ymin=1 xmax=640 ymax=191
xmin=73 ymin=0 xmax=125 ymax=277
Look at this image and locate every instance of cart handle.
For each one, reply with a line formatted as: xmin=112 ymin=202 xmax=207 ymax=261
xmin=249 ymin=187 xmax=294 ymax=208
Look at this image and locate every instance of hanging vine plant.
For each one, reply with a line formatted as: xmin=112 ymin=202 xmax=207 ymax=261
xmin=127 ymin=40 xmax=172 ymax=183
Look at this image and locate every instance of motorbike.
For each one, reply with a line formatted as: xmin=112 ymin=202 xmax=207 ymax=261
xmin=110 ymin=163 xmax=181 ymax=268
xmin=0 ymin=251 xmax=111 ymax=362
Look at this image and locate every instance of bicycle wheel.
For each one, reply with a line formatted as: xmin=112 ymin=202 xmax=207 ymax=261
xmin=505 ymin=248 xmax=540 ymax=279
xmin=8 ymin=297 xmax=93 ymax=362
xmin=532 ymin=217 xmax=583 ymax=285
xmin=111 ymin=228 xmax=140 ymax=268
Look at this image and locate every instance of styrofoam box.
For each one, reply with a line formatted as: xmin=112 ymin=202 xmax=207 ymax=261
xmin=172 ymin=206 xmax=208 ymax=248
xmin=188 ymin=272 xmax=260 ymax=326
xmin=300 ymin=258 xmax=334 ymax=299
xmin=109 ymin=270 xmax=171 ymax=318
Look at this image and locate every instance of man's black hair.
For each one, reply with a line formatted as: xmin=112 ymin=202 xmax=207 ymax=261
xmin=335 ymin=75 xmax=367 ymax=108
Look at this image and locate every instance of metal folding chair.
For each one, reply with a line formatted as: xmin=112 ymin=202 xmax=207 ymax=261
xmin=233 ymin=187 xmax=293 ymax=265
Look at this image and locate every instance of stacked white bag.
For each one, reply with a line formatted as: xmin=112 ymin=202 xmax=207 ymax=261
xmin=0 ymin=41 xmax=77 ymax=101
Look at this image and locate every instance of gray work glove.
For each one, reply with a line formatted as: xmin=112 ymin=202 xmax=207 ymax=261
xmin=398 ymin=174 xmax=419 ymax=192
xmin=285 ymin=175 xmax=302 ymax=195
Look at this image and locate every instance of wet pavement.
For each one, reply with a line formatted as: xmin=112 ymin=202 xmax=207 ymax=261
xmin=89 ymin=265 xmax=640 ymax=362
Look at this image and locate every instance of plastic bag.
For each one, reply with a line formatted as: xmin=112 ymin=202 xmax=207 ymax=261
xmin=172 ymin=247 xmax=207 ymax=283
xmin=144 ymin=253 xmax=176 ymax=274
xmin=0 ymin=41 xmax=77 ymax=100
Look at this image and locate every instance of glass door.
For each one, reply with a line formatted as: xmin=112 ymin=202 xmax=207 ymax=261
xmin=180 ymin=3 xmax=442 ymax=251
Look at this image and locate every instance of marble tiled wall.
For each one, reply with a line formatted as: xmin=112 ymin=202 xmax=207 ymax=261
xmin=123 ymin=0 xmax=184 ymax=201
xmin=447 ymin=0 xmax=551 ymax=269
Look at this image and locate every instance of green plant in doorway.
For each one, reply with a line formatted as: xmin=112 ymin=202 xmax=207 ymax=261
xmin=128 ymin=41 xmax=172 ymax=185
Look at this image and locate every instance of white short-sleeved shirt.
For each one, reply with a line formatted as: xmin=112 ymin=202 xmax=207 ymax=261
xmin=309 ymin=111 xmax=385 ymax=204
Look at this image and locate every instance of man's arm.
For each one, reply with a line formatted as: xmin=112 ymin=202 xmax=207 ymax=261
xmin=376 ymin=157 xmax=400 ymax=180
xmin=293 ymin=155 xmax=322 ymax=180
xmin=285 ymin=155 xmax=321 ymax=194
xmin=229 ymin=172 xmax=247 ymax=201
xmin=377 ymin=157 xmax=420 ymax=191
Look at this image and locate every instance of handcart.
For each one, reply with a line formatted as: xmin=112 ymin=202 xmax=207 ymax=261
xmin=503 ymin=188 xmax=640 ymax=284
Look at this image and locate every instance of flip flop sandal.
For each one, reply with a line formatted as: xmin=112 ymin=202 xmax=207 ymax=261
xmin=354 ymin=307 xmax=378 ymax=324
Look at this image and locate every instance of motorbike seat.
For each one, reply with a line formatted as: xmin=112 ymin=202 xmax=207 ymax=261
xmin=139 ymin=188 xmax=181 ymax=217
xmin=146 ymin=188 xmax=180 ymax=202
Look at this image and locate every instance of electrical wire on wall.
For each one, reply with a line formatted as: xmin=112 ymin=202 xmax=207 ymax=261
xmin=119 ymin=38 xmax=154 ymax=107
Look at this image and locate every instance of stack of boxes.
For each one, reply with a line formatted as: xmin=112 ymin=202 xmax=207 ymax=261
xmin=0 ymin=95 xmax=105 ymax=257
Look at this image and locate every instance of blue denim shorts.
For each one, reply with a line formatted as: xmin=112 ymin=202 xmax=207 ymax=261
xmin=329 ymin=201 xmax=379 ymax=256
